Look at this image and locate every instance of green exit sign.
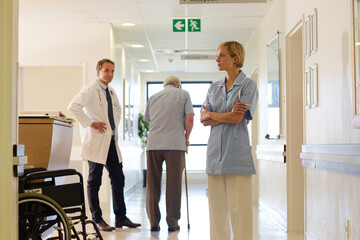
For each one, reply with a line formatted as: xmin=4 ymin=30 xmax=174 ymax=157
xmin=188 ymin=19 xmax=201 ymax=32
xmin=173 ymin=19 xmax=201 ymax=32
xmin=173 ymin=19 xmax=185 ymax=32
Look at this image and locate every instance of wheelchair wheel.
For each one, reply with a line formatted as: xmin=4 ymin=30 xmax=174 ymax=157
xmin=19 ymin=193 xmax=71 ymax=240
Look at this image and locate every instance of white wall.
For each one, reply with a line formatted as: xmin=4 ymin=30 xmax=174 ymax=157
xmin=110 ymin=25 xmax=142 ymax=191
xmin=246 ymin=0 xmax=360 ymax=238
xmin=19 ymin=23 xmax=111 ymax=85
xmin=245 ymin=0 xmax=286 ymax=145
xmin=19 ymin=66 xmax=83 ymax=117
xmin=245 ymin=0 xmax=288 ymax=229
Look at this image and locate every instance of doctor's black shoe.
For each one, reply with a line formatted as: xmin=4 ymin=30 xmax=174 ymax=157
xmin=115 ymin=218 xmax=141 ymax=228
xmin=96 ymin=219 xmax=115 ymax=231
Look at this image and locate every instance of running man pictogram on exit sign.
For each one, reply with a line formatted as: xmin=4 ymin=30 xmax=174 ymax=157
xmin=188 ymin=19 xmax=201 ymax=32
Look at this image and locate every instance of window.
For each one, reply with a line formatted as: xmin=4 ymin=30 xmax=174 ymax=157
xmin=147 ymin=82 xmax=163 ymax=100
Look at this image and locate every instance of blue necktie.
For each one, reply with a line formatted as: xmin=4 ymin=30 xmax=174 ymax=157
xmin=105 ymin=88 xmax=115 ymax=131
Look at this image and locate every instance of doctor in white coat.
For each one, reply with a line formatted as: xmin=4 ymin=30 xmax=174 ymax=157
xmin=68 ymin=58 xmax=141 ymax=231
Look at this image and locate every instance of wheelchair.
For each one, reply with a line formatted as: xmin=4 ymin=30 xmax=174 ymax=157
xmin=19 ymin=168 xmax=103 ymax=240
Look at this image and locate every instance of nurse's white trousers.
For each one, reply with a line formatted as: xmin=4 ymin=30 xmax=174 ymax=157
xmin=207 ymin=174 xmax=253 ymax=240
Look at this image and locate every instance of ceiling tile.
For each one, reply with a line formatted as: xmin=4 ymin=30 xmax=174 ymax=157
xmin=19 ymin=0 xmax=273 ymax=73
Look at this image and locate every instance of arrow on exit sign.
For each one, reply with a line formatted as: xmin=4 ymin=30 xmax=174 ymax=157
xmin=173 ymin=19 xmax=185 ymax=32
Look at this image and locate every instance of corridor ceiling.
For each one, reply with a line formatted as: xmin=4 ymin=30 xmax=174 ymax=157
xmin=19 ymin=0 xmax=273 ymax=73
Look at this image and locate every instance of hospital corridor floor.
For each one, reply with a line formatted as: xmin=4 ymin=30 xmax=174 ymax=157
xmin=95 ymin=183 xmax=304 ymax=240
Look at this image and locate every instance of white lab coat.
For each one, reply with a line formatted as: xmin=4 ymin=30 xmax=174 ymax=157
xmin=68 ymin=80 xmax=122 ymax=165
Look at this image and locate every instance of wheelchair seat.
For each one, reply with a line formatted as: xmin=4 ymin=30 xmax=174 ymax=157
xmin=19 ymin=168 xmax=103 ymax=240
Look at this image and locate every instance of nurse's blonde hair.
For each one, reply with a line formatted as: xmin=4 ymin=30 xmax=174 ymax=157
xmin=217 ymin=41 xmax=245 ymax=69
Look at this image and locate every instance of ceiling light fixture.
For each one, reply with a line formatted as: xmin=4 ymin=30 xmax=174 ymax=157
xmin=122 ymin=23 xmax=135 ymax=27
xmin=139 ymin=59 xmax=150 ymax=62
xmin=131 ymin=44 xmax=144 ymax=48
xmin=144 ymin=70 xmax=154 ymax=73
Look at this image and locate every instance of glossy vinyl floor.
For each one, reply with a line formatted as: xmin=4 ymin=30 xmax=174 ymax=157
xmin=95 ymin=183 xmax=304 ymax=240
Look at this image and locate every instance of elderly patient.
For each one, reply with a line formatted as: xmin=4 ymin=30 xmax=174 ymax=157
xmin=144 ymin=75 xmax=194 ymax=232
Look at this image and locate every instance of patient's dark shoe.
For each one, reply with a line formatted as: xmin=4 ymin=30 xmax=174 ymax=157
xmin=115 ymin=217 xmax=141 ymax=228
xmin=168 ymin=226 xmax=180 ymax=232
xmin=151 ymin=226 xmax=160 ymax=231
xmin=95 ymin=219 xmax=115 ymax=231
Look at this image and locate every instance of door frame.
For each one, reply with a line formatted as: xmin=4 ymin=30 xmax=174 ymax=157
xmin=0 ymin=0 xmax=19 ymax=239
xmin=285 ymin=18 xmax=305 ymax=232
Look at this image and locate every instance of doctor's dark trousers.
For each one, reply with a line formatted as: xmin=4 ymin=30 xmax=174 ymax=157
xmin=87 ymin=137 xmax=126 ymax=223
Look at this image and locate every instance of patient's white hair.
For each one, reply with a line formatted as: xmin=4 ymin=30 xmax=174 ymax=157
xmin=163 ymin=75 xmax=181 ymax=87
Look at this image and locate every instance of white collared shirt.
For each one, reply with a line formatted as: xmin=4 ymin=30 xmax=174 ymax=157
xmin=97 ymin=79 xmax=116 ymax=136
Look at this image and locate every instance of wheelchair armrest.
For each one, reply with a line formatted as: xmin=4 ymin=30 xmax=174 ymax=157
xmin=23 ymin=169 xmax=78 ymax=182
xmin=24 ymin=167 xmax=47 ymax=175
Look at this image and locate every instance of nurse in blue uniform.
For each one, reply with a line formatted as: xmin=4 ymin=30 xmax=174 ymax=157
xmin=200 ymin=41 xmax=258 ymax=240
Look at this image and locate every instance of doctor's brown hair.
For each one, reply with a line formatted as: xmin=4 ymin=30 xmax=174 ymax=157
xmin=217 ymin=41 xmax=245 ymax=69
xmin=96 ymin=58 xmax=115 ymax=71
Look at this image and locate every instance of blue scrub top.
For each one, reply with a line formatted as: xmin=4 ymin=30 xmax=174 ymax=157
xmin=204 ymin=71 xmax=258 ymax=175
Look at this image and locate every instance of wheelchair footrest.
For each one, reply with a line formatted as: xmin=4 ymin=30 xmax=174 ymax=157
xmin=53 ymin=226 xmax=65 ymax=232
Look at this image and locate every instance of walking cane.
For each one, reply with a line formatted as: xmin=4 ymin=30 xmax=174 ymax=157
xmin=184 ymin=151 xmax=190 ymax=229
